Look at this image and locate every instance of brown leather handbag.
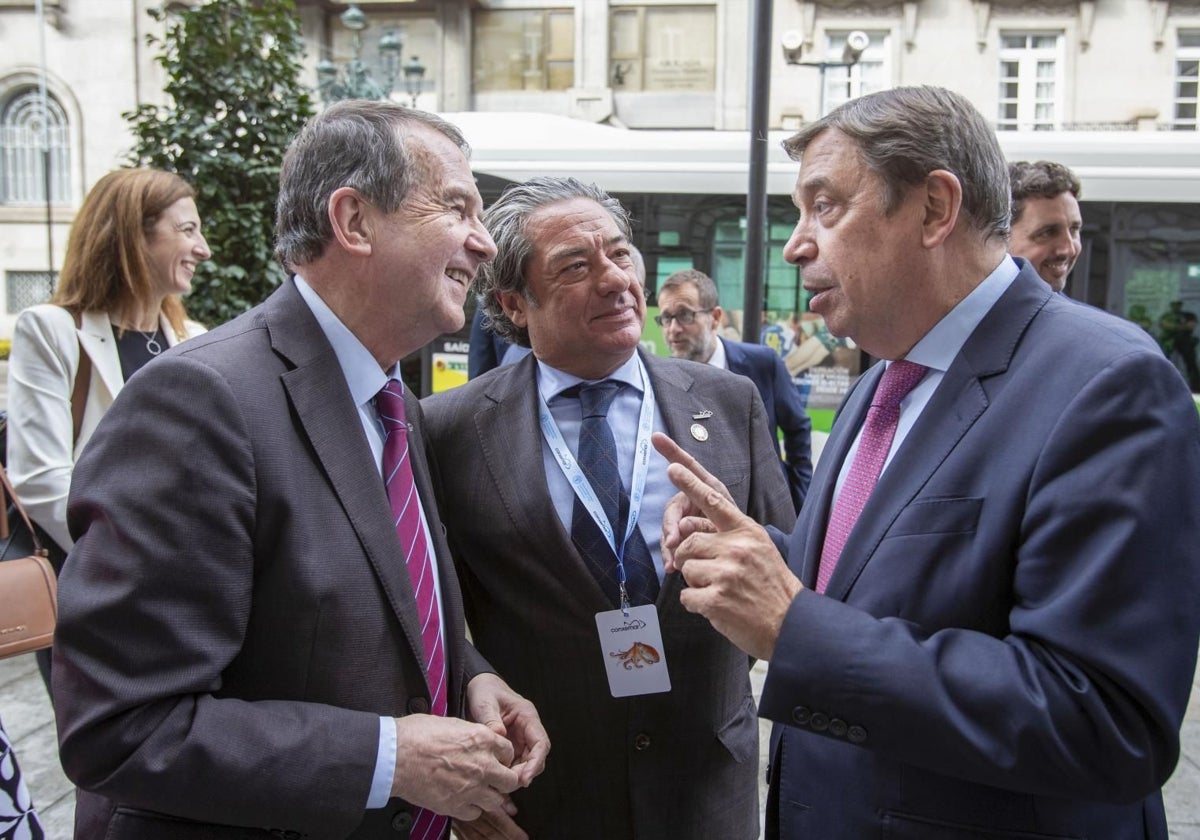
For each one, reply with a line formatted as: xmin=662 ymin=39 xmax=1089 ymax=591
xmin=0 ymin=465 xmax=58 ymax=660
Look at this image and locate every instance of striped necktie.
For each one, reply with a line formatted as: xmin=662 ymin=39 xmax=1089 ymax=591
xmin=375 ymin=381 xmax=449 ymax=840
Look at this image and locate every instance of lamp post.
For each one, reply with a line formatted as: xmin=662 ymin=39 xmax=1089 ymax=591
xmin=403 ymin=55 xmax=426 ymax=108
xmin=316 ymin=4 xmax=403 ymax=103
xmin=780 ymin=29 xmax=870 ymax=117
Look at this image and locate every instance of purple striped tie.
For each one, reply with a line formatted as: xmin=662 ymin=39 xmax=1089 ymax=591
xmin=816 ymin=361 xmax=928 ymax=594
xmin=375 ymin=381 xmax=449 ymax=840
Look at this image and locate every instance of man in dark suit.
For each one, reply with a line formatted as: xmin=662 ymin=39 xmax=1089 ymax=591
xmin=52 ymin=101 xmax=548 ymax=839
xmin=422 ymin=177 xmax=795 ymax=839
xmin=657 ymin=268 xmax=812 ymax=511
xmin=654 ymin=86 xmax=1200 ymax=838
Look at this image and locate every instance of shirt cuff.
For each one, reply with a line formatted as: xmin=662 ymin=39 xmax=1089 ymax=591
xmin=367 ymin=715 xmax=397 ymax=809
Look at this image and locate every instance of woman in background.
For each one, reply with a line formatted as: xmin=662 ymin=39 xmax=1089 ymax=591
xmin=6 ymin=167 xmax=210 ymax=689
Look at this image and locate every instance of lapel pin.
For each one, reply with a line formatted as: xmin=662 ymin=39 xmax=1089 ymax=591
xmin=692 ymin=409 xmax=713 ymax=420
xmin=690 ymin=423 xmax=709 ymax=442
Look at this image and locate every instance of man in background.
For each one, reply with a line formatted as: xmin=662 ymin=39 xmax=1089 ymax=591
xmin=655 ymin=86 xmax=1200 ymax=838
xmin=424 ymin=176 xmax=794 ymax=839
xmin=657 ymin=268 xmax=813 ymax=511
xmin=53 ymin=101 xmax=547 ymax=839
xmin=1008 ymin=159 xmax=1083 ymax=292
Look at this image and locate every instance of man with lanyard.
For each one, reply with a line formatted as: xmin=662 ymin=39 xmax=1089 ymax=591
xmin=423 ymin=177 xmax=795 ymax=840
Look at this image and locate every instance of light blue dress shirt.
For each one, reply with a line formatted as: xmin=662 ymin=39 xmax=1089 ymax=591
xmin=294 ymin=276 xmax=443 ymax=809
xmin=536 ymin=353 xmax=674 ymax=582
xmin=830 ymin=256 xmax=1020 ymax=500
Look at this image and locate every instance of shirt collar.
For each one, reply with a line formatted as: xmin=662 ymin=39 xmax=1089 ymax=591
xmin=537 ymin=352 xmax=644 ymax=404
xmin=904 ymin=255 xmax=1018 ymax=372
xmin=293 ymin=275 xmax=399 ymax=405
xmin=706 ymin=336 xmax=727 ymax=369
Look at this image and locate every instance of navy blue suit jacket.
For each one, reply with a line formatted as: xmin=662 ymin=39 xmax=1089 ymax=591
xmin=722 ymin=337 xmax=813 ymax=512
xmin=758 ymin=263 xmax=1200 ymax=838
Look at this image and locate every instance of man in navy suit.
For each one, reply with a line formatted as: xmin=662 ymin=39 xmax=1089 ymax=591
xmin=653 ymin=86 xmax=1200 ymax=838
xmin=657 ymin=268 xmax=812 ymax=512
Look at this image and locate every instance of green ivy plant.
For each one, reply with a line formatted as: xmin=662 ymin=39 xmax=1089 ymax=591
xmin=124 ymin=0 xmax=314 ymax=327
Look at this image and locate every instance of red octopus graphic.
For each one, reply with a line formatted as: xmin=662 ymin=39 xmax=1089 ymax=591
xmin=610 ymin=641 xmax=661 ymax=669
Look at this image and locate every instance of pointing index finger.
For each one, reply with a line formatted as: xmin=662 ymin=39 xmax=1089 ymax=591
xmin=651 ymin=432 xmax=745 ymax=533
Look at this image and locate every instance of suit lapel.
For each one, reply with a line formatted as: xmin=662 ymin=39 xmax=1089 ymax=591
xmin=268 ymin=282 xmax=428 ymax=671
xmin=821 ymin=266 xmax=1052 ymax=599
xmin=474 ymin=355 xmax=614 ymax=616
xmin=642 ymin=352 xmax=731 ymax=615
xmin=78 ymin=311 xmax=122 ymax=402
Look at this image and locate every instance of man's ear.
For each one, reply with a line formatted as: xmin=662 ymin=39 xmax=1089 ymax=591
xmin=328 ymin=187 xmax=373 ymax=257
xmin=710 ymin=305 xmax=724 ymax=329
xmin=498 ymin=289 xmax=529 ymax=330
xmin=921 ymin=169 xmax=962 ymax=249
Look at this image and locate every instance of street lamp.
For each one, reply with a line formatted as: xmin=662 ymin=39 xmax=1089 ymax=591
xmin=780 ymin=29 xmax=870 ymax=117
xmin=403 ymin=55 xmax=426 ymax=108
xmin=317 ymin=4 xmax=403 ymax=103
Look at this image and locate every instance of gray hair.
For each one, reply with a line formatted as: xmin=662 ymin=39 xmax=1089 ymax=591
xmin=783 ymin=86 xmax=1011 ymax=241
xmin=477 ymin=176 xmax=632 ymax=347
xmin=659 ymin=268 xmax=718 ymax=309
xmin=1009 ymin=160 xmax=1081 ymax=224
xmin=274 ymin=100 xmax=469 ymax=270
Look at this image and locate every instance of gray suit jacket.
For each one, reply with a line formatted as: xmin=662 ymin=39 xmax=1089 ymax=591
xmin=422 ymin=350 xmax=795 ymax=839
xmin=53 ymin=280 xmax=488 ymax=840
xmin=759 ymin=263 xmax=1200 ymax=838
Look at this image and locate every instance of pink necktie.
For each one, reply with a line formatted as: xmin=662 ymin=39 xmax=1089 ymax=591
xmin=816 ymin=360 xmax=928 ymax=594
xmin=375 ymin=381 xmax=449 ymax=839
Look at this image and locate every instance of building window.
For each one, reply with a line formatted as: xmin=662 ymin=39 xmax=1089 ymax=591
xmin=472 ymin=8 xmax=574 ymax=92
xmin=5 ymin=271 xmax=56 ymax=314
xmin=821 ymin=30 xmax=890 ymax=115
xmin=997 ymin=33 xmax=1063 ymax=131
xmin=0 ymin=88 xmax=71 ymax=205
xmin=609 ymin=6 xmax=716 ymax=93
xmin=1174 ymin=30 xmax=1200 ymax=131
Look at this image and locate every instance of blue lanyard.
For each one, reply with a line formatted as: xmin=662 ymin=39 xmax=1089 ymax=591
xmin=538 ymin=357 xmax=656 ymax=611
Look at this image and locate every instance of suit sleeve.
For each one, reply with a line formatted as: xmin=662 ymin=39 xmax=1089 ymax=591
xmin=53 ymin=354 xmax=381 ymax=837
xmin=768 ymin=354 xmax=813 ymax=511
xmin=760 ymin=350 xmax=1200 ymax=802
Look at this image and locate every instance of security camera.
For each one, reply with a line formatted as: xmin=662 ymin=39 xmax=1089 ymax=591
xmin=781 ymin=30 xmax=805 ymax=65
xmin=842 ymin=30 xmax=870 ymax=65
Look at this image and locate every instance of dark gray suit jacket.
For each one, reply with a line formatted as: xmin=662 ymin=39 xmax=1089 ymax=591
xmin=53 ymin=280 xmax=488 ymax=839
xmin=759 ymin=263 xmax=1200 ymax=838
xmin=422 ymin=350 xmax=796 ymax=839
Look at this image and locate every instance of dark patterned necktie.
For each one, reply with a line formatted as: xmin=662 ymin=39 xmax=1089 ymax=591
xmin=374 ymin=381 xmax=449 ymax=840
xmin=569 ymin=381 xmax=661 ymax=608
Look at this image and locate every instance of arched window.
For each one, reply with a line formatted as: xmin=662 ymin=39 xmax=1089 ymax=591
xmin=0 ymin=87 xmax=71 ymax=205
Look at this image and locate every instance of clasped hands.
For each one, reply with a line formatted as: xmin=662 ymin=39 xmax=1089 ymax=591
xmin=392 ymin=672 xmax=549 ymax=840
xmin=651 ymin=431 xmax=802 ymax=662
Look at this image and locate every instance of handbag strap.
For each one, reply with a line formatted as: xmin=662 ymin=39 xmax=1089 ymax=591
xmin=0 ymin=464 xmax=47 ymax=557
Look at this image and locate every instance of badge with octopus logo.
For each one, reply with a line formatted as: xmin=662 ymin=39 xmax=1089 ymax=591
xmin=594 ymin=604 xmax=671 ymax=697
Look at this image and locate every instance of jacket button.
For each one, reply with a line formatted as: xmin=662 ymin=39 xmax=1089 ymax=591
xmin=407 ymin=697 xmax=430 ymax=715
xmin=829 ymin=718 xmax=848 ymax=738
xmin=634 ymin=732 xmax=651 ymax=751
xmin=847 ymin=725 xmax=868 ymax=744
xmin=791 ymin=706 xmax=811 ymax=726
xmin=391 ymin=810 xmax=413 ymax=832
xmin=809 ymin=712 xmax=829 ymax=732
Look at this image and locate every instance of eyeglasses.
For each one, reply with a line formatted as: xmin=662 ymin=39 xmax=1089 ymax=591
xmin=654 ymin=308 xmax=713 ymax=327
